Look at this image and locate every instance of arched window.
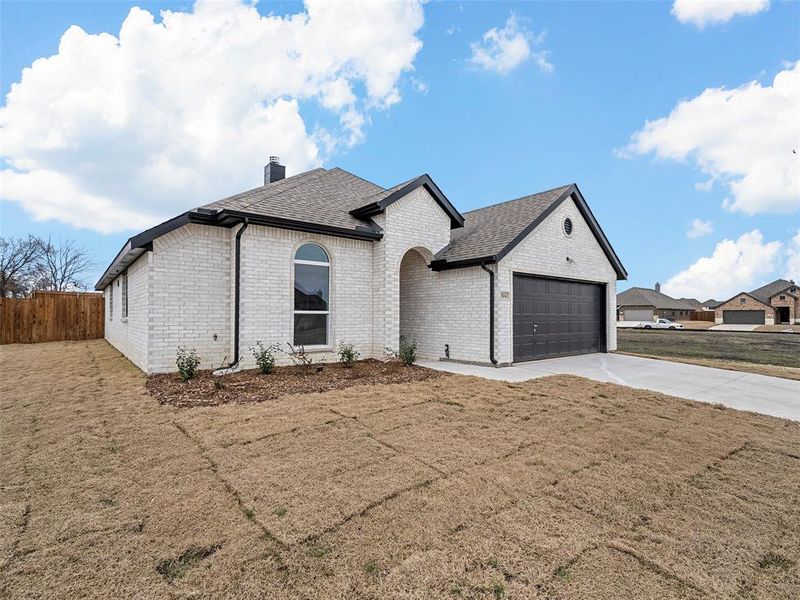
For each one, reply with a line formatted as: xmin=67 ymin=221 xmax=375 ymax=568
xmin=294 ymin=243 xmax=329 ymax=346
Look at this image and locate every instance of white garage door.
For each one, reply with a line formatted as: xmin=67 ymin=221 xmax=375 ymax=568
xmin=624 ymin=309 xmax=653 ymax=322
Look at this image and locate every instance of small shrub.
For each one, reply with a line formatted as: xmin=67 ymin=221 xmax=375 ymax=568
xmin=250 ymin=341 xmax=280 ymax=375
xmin=337 ymin=341 xmax=360 ymax=367
xmin=399 ymin=338 xmax=417 ymax=365
xmin=285 ymin=342 xmax=321 ymax=375
xmin=176 ymin=346 xmax=200 ymax=381
xmin=384 ymin=338 xmax=417 ymax=366
xmin=213 ymin=378 xmax=225 ymax=391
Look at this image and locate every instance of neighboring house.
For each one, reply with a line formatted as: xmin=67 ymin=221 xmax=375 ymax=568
xmin=702 ymin=299 xmax=722 ymax=310
xmin=97 ymin=158 xmax=627 ymax=373
xmin=713 ymin=279 xmax=798 ymax=325
xmin=616 ymin=283 xmax=698 ymax=322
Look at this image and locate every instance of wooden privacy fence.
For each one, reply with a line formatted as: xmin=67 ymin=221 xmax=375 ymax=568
xmin=691 ymin=310 xmax=716 ymax=322
xmin=0 ymin=291 xmax=104 ymax=344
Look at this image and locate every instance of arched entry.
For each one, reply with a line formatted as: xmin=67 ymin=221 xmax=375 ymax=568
xmin=398 ymin=247 xmax=435 ymax=354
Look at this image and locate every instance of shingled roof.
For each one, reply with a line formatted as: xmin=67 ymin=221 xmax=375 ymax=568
xmin=748 ymin=279 xmax=797 ymax=303
xmin=430 ymin=183 xmax=627 ymax=279
xmin=433 ymin=185 xmax=572 ymax=264
xmin=617 ymin=287 xmax=698 ymax=310
xmin=201 ymin=167 xmax=385 ymax=233
xmin=96 ymin=166 xmax=627 ymax=289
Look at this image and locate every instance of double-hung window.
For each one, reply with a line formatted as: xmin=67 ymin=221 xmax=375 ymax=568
xmin=293 ymin=243 xmax=329 ymax=346
xmin=109 ymin=284 xmax=114 ymax=320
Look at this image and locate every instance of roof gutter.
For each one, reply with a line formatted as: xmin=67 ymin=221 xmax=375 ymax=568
xmin=95 ymin=209 xmax=382 ymax=291
xmin=214 ymin=218 xmax=248 ymax=375
xmin=479 ymin=262 xmax=498 ymax=366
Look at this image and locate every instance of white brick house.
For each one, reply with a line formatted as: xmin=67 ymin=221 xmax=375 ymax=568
xmin=98 ymin=159 xmax=627 ymax=373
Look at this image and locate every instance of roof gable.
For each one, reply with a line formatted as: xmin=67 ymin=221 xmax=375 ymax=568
xmin=431 ymin=184 xmax=627 ymax=280
xmin=717 ymin=290 xmax=773 ymax=309
xmin=350 ymin=174 xmax=464 ymax=229
xmin=748 ymin=279 xmax=796 ymax=303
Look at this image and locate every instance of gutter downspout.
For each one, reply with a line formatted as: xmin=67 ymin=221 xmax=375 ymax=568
xmin=480 ymin=262 xmax=498 ymax=366
xmin=214 ymin=218 xmax=248 ymax=375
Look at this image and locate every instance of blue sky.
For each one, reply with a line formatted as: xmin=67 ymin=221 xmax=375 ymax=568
xmin=1 ymin=0 xmax=798 ymax=299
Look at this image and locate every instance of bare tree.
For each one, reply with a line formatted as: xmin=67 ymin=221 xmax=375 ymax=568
xmin=0 ymin=235 xmax=44 ymax=297
xmin=35 ymin=236 xmax=95 ymax=292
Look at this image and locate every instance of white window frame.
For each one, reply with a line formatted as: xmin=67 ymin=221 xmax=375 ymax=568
xmin=293 ymin=245 xmax=330 ymax=348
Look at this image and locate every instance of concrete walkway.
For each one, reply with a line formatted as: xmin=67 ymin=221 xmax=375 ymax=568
xmin=418 ymin=353 xmax=800 ymax=421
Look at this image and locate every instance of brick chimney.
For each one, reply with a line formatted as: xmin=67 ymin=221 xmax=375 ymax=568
xmin=655 ymin=282 xmax=661 ymax=293
xmin=264 ymin=156 xmax=285 ymax=184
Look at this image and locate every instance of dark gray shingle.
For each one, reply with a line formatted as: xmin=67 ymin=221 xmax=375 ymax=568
xmin=201 ymin=167 xmax=385 ymax=232
xmin=434 ymin=185 xmax=573 ymax=263
xmin=748 ymin=279 xmax=797 ymax=303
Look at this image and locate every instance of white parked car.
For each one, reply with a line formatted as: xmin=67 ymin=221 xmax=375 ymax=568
xmin=637 ymin=318 xmax=684 ymax=330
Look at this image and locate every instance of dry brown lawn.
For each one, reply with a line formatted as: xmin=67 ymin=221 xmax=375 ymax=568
xmin=676 ymin=321 xmax=717 ymax=330
xmin=2 ymin=340 xmax=799 ymax=599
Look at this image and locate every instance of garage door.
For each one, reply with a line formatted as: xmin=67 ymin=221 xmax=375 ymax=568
xmin=722 ymin=310 xmax=765 ymax=324
xmin=624 ymin=309 xmax=653 ymax=322
xmin=513 ymin=275 xmax=605 ymax=362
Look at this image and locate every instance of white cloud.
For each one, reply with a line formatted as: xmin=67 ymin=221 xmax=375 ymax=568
xmin=686 ymin=218 xmax=713 ymax=239
xmin=0 ymin=0 xmax=424 ymax=234
xmin=662 ymin=230 xmax=782 ymax=300
xmin=672 ymin=0 xmax=770 ymax=28
xmin=620 ymin=61 xmax=800 ymax=215
xmin=468 ymin=14 xmax=552 ymax=75
xmin=410 ymin=76 xmax=429 ymax=94
xmin=786 ymin=229 xmax=800 ymax=281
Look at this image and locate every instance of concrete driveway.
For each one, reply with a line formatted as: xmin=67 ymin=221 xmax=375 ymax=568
xmin=710 ymin=323 xmax=760 ymax=332
xmin=418 ymin=353 xmax=800 ymax=421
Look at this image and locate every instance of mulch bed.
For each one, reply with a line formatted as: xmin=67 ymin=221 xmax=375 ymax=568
xmin=146 ymin=359 xmax=446 ymax=408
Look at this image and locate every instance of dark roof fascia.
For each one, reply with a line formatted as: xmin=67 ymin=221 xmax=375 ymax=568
xmin=433 ymin=185 xmax=628 ymax=279
xmin=95 ymin=208 xmax=383 ymax=290
xmin=350 ymin=174 xmax=465 ymax=229
xmin=537 ymin=185 xmax=627 ymax=280
xmin=430 ymin=256 xmax=497 ymax=271
xmin=217 ymin=209 xmax=383 ymax=241
xmin=717 ymin=290 xmax=773 ymax=308
xmin=94 ymin=211 xmax=200 ymax=289
xmin=616 ymin=299 xmax=656 ymax=309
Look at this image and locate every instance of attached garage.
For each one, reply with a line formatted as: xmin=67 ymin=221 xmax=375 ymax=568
xmin=722 ymin=310 xmax=765 ymax=325
xmin=513 ymin=274 xmax=605 ymax=362
xmin=622 ymin=308 xmax=654 ymax=322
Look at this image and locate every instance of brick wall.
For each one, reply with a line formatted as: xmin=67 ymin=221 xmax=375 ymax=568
xmin=398 ymin=249 xmax=489 ymax=363
xmin=102 ymin=186 xmax=623 ymax=373
xmin=495 ymin=196 xmax=619 ymax=364
xmin=148 ymin=224 xmax=233 ymax=373
xmin=769 ymin=293 xmax=798 ymax=324
xmin=714 ymin=294 xmax=773 ymax=324
xmin=104 ymin=252 xmax=149 ymax=371
xmin=374 ymin=186 xmax=453 ymax=356
xmin=237 ymin=224 xmax=374 ymax=369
